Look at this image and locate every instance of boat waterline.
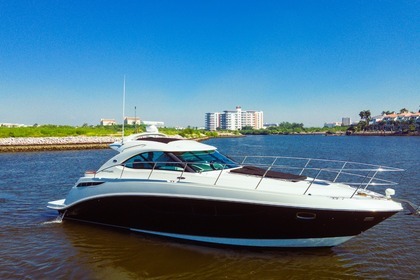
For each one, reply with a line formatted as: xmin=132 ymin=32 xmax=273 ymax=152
xmin=130 ymin=228 xmax=355 ymax=248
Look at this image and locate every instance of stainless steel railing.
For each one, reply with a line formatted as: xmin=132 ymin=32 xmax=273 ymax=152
xmin=91 ymin=156 xmax=404 ymax=197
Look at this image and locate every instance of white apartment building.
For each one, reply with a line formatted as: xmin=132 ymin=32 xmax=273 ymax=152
xmin=342 ymin=117 xmax=351 ymax=126
xmin=205 ymin=106 xmax=264 ymax=131
xmin=324 ymin=122 xmax=342 ymax=128
xmin=205 ymin=112 xmax=221 ymax=131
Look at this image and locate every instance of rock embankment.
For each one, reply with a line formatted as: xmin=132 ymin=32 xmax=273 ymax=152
xmin=0 ymin=136 xmax=119 ymax=152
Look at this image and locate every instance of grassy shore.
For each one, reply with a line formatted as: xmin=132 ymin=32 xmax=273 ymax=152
xmin=1 ymin=125 xmax=417 ymax=153
xmin=0 ymin=126 xmax=239 ymax=153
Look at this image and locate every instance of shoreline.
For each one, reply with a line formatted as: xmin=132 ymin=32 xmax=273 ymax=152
xmin=0 ymin=134 xmax=241 ymax=153
xmin=0 ymin=132 xmax=418 ymax=153
xmin=0 ymin=136 xmax=117 ymax=153
xmin=347 ymin=131 xmax=419 ymax=136
xmin=0 ymin=143 xmax=112 ymax=153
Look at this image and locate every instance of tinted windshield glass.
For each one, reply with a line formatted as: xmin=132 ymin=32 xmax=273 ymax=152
xmin=174 ymin=150 xmax=239 ymax=172
xmin=123 ymin=151 xmax=184 ymax=171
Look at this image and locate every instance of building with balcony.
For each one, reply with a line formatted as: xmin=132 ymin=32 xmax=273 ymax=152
xmin=205 ymin=106 xmax=264 ymax=131
xmin=205 ymin=112 xmax=221 ymax=131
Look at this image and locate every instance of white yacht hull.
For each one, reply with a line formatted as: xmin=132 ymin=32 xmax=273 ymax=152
xmin=48 ymin=179 xmax=401 ymax=248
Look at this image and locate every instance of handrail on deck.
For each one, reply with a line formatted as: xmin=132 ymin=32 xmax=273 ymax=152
xmin=92 ymin=155 xmax=404 ymax=198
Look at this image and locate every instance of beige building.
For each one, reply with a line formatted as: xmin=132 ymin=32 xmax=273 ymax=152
xmin=100 ymin=119 xmax=116 ymax=126
xmin=124 ymin=117 xmax=141 ymax=125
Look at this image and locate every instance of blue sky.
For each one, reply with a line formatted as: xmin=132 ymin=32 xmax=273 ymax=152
xmin=1 ymin=1 xmax=419 ymax=127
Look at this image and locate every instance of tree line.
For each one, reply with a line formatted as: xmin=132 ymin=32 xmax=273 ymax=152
xmin=239 ymin=122 xmax=347 ymax=135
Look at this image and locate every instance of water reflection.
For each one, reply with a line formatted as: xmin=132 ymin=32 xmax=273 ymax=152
xmin=0 ymin=137 xmax=418 ymax=279
xmin=58 ymin=221 xmax=362 ymax=280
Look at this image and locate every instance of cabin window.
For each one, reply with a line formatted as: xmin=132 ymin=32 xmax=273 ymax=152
xmin=173 ymin=150 xmax=240 ymax=172
xmin=123 ymin=152 xmax=155 ymax=169
xmin=123 ymin=150 xmax=239 ymax=172
xmin=123 ymin=152 xmax=184 ymax=171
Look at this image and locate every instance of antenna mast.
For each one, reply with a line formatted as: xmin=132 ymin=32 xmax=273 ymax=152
xmin=122 ymin=75 xmax=126 ymax=143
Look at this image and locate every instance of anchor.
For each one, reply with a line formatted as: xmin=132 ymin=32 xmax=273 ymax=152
xmin=56 ymin=210 xmax=67 ymax=222
xmin=393 ymin=198 xmax=420 ymax=216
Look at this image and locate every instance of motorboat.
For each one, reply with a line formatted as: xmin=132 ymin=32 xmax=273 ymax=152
xmin=48 ymin=129 xmax=417 ymax=248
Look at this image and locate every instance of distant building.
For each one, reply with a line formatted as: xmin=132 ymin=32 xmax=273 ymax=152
xmin=379 ymin=112 xmax=420 ymax=130
xmin=124 ymin=117 xmax=141 ymax=125
xmin=205 ymin=106 xmax=264 ymax=131
xmin=370 ymin=115 xmax=385 ymax=125
xmin=0 ymin=123 xmax=27 ymax=127
xmin=324 ymin=122 xmax=342 ymax=128
xmin=244 ymin=109 xmax=264 ymax=130
xmin=205 ymin=112 xmax=221 ymax=131
xmin=100 ymin=119 xmax=116 ymax=126
xmin=342 ymin=117 xmax=351 ymax=126
xmin=142 ymin=120 xmax=165 ymax=127
xmin=221 ymin=107 xmax=242 ymax=130
xmin=264 ymin=123 xmax=278 ymax=128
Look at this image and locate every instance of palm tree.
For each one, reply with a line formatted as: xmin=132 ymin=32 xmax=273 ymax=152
xmin=381 ymin=110 xmax=394 ymax=115
xmin=359 ymin=110 xmax=371 ymax=130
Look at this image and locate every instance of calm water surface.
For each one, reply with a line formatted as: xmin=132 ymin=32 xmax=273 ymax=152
xmin=0 ymin=135 xmax=418 ymax=279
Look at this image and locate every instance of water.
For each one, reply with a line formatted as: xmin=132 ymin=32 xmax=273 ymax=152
xmin=0 ymin=135 xmax=418 ymax=279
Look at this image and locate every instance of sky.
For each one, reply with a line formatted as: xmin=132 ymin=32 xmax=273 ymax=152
xmin=0 ymin=0 xmax=419 ymax=128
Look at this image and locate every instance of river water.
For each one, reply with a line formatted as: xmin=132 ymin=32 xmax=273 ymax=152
xmin=0 ymin=135 xmax=418 ymax=279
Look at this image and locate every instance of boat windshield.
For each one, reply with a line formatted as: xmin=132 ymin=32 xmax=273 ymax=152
xmin=173 ymin=150 xmax=240 ymax=172
xmin=122 ymin=150 xmax=239 ymax=173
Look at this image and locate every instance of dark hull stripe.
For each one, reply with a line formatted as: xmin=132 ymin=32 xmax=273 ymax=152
xmin=61 ymin=195 xmax=398 ymax=246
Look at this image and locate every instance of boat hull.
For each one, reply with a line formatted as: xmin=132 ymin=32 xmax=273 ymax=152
xmin=59 ymin=195 xmax=398 ymax=248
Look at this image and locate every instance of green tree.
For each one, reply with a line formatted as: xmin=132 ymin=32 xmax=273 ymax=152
xmin=359 ymin=110 xmax=371 ymax=121
xmin=359 ymin=110 xmax=371 ymax=130
xmin=381 ymin=110 xmax=394 ymax=115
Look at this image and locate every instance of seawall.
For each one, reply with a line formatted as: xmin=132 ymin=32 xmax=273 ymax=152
xmin=348 ymin=131 xmax=419 ymax=136
xmin=0 ymin=136 xmax=118 ymax=153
